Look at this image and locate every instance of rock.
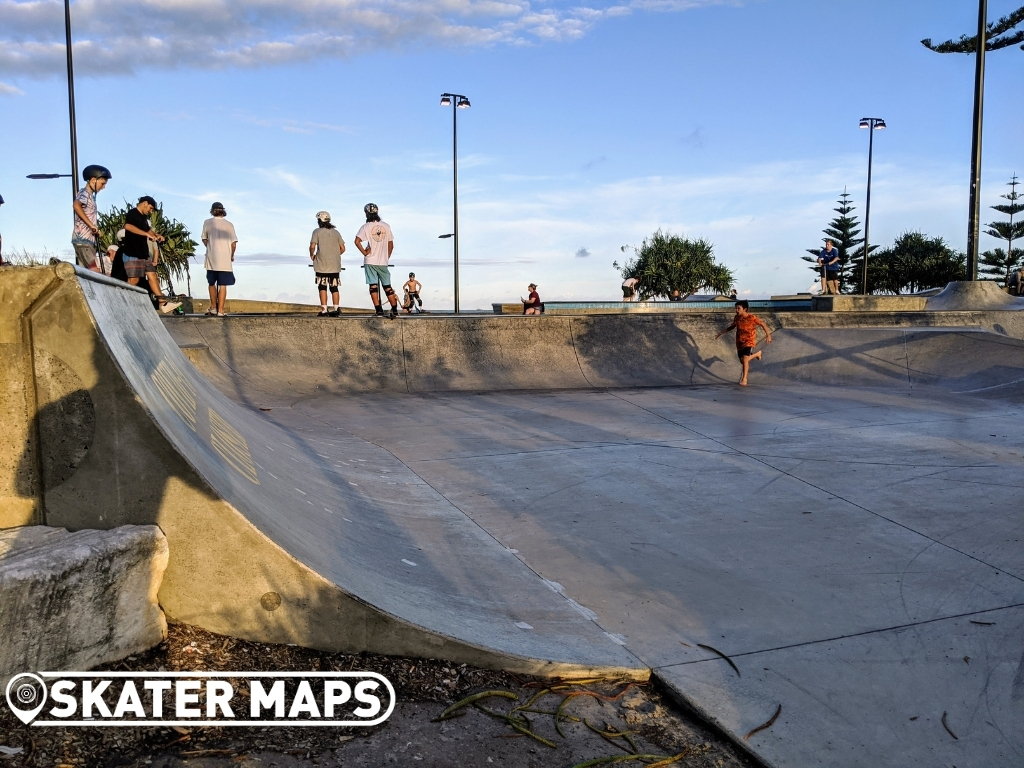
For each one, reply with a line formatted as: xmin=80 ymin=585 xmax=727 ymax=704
xmin=0 ymin=525 xmax=168 ymax=687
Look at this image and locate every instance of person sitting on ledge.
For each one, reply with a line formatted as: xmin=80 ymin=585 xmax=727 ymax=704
xmin=522 ymin=283 xmax=543 ymax=315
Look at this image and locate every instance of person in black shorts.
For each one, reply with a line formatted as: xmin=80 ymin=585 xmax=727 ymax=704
xmin=404 ymin=272 xmax=423 ymax=312
xmin=309 ymin=211 xmax=345 ymax=316
xmin=817 ymin=240 xmax=840 ymax=295
xmin=715 ymin=300 xmax=773 ymax=386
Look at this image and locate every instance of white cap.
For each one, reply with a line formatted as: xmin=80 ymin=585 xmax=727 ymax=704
xmin=316 ymin=211 xmax=331 ymax=223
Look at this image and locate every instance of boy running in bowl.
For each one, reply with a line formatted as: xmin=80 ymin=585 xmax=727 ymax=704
xmin=715 ymin=300 xmax=772 ymax=386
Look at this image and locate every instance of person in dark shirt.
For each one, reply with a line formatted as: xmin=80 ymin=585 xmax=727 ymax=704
xmin=522 ymin=283 xmax=542 ymax=315
xmin=817 ymin=240 xmax=840 ymax=295
xmin=122 ymin=196 xmax=180 ymax=313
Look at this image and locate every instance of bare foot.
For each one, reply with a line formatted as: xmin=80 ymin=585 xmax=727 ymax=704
xmin=739 ymin=379 xmax=748 ymax=387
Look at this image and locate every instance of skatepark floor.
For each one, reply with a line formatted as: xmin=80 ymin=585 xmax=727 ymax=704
xmin=251 ymin=381 xmax=1024 ymax=768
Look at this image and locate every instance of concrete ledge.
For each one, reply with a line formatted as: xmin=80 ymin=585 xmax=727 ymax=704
xmin=812 ymin=295 xmax=928 ymax=312
xmin=0 ymin=525 xmax=168 ymax=686
xmin=189 ymin=298 xmax=366 ymax=315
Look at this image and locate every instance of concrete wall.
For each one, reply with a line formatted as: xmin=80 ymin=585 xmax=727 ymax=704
xmin=165 ymin=309 xmax=1024 ymax=401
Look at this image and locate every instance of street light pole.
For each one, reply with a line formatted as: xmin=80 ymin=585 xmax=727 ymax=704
xmin=440 ymin=93 xmax=470 ymax=313
xmin=966 ymin=0 xmax=988 ymax=281
xmin=64 ymin=0 xmax=80 ymax=197
xmin=859 ymin=117 xmax=886 ymax=295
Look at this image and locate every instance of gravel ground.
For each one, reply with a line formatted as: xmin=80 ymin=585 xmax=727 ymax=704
xmin=0 ymin=624 xmax=756 ymax=768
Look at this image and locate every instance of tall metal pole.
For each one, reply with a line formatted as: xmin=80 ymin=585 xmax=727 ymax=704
xmin=453 ymin=99 xmax=460 ymax=314
xmin=64 ymin=0 xmax=80 ymax=197
xmin=862 ymin=125 xmax=875 ymax=295
xmin=966 ymin=0 xmax=988 ymax=281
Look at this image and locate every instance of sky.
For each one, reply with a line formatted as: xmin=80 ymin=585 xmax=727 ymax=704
xmin=1 ymin=0 xmax=1022 ymax=308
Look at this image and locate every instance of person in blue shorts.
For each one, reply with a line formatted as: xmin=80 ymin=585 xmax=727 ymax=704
xmin=354 ymin=203 xmax=398 ymax=318
xmin=201 ymin=202 xmax=238 ymax=316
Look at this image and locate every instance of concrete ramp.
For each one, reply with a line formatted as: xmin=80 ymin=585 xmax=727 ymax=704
xmin=0 ymin=265 xmax=642 ymax=677
xmin=926 ymin=280 xmax=1024 ymax=311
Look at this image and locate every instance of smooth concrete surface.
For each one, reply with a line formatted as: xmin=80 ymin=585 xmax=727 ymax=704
xmin=0 ymin=525 xmax=168 ymax=687
xmin=272 ymin=382 xmax=1024 ymax=767
xmin=0 ymin=266 xmax=644 ymax=679
xmin=163 ymin=311 xmax=1024 ymax=767
xmin=926 ymin=280 xmax=1024 ymax=311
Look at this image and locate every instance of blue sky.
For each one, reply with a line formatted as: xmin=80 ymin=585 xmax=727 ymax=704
xmin=1 ymin=0 xmax=1021 ymax=307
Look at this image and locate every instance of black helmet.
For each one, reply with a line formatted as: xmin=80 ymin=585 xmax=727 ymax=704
xmin=82 ymin=164 xmax=112 ymax=181
xmin=364 ymin=203 xmax=378 ymax=216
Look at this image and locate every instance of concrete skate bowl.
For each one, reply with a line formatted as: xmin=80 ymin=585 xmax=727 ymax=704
xmin=164 ymin=310 xmax=1024 ymax=401
xmin=0 ymin=266 xmax=643 ymax=678
xmin=6 ymin=267 xmax=1024 ymax=767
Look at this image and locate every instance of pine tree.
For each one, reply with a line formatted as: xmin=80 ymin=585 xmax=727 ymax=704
xmin=801 ymin=189 xmax=864 ymax=294
xmin=980 ymin=174 xmax=1024 ymax=285
xmin=922 ymin=5 xmax=1024 ymax=53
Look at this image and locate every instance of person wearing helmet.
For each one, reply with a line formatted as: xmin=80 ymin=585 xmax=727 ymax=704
xmin=403 ymin=272 xmax=423 ymax=312
xmin=72 ymin=165 xmax=111 ymax=273
xmin=309 ymin=211 xmax=345 ymax=316
xmin=354 ymin=203 xmax=397 ymax=318
xmin=202 ymin=202 xmax=238 ymax=316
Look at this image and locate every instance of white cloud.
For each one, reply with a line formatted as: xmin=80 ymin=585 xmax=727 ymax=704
xmin=0 ymin=80 xmax=24 ymax=95
xmin=0 ymin=0 xmax=726 ymax=76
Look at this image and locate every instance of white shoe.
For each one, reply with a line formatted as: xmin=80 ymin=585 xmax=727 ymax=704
xmin=158 ymin=300 xmax=182 ymax=314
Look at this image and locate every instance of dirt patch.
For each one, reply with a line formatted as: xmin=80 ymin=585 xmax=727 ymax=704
xmin=0 ymin=623 xmax=754 ymax=767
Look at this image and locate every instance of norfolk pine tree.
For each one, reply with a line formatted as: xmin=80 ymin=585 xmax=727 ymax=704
xmin=922 ymin=5 xmax=1024 ymax=54
xmin=979 ymin=174 xmax=1024 ymax=285
xmin=802 ymin=189 xmax=863 ymax=293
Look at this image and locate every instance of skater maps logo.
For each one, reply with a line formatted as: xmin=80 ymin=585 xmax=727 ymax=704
xmin=5 ymin=672 xmax=394 ymax=727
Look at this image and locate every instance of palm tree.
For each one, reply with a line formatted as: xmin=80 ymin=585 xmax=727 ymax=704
xmin=617 ymin=230 xmax=733 ymax=301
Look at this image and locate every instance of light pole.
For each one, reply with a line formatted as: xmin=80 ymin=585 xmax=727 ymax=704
xmin=440 ymin=93 xmax=470 ymax=313
xmin=966 ymin=0 xmax=988 ymax=281
xmin=29 ymin=0 xmax=79 ymax=200
xmin=64 ymin=0 xmax=80 ymax=196
xmin=859 ymin=117 xmax=886 ymax=295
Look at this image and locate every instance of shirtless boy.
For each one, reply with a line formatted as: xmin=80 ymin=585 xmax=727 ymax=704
xmin=404 ymin=272 xmax=423 ymax=311
xmin=715 ymin=300 xmax=773 ymax=386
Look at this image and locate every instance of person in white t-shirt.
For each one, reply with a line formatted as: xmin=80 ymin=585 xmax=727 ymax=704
xmin=622 ymin=276 xmax=639 ymax=301
xmin=354 ymin=203 xmax=397 ymax=318
xmin=201 ymin=202 xmax=238 ymax=316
